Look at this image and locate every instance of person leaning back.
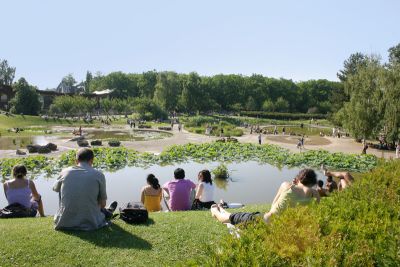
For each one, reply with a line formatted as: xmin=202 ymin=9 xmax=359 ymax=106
xmin=53 ymin=148 xmax=117 ymax=231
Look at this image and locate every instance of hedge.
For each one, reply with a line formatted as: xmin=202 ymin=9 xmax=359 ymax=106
xmin=239 ymin=111 xmax=327 ymax=120
xmin=201 ymin=160 xmax=400 ymax=266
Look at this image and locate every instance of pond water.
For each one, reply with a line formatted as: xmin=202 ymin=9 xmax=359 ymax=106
xmin=0 ymin=135 xmax=62 ymax=150
xmin=0 ymin=130 xmax=172 ymax=150
xmin=0 ymin=161 xmax=325 ymax=215
xmin=84 ymin=129 xmax=172 ymax=142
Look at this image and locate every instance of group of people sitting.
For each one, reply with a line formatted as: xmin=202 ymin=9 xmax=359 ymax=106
xmin=1 ymin=148 xmax=353 ymax=231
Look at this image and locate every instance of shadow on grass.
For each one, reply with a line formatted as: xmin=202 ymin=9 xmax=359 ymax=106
xmin=61 ymin=223 xmax=152 ymax=250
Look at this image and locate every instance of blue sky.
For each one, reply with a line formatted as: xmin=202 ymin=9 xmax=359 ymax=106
xmin=1 ymin=0 xmax=399 ymax=89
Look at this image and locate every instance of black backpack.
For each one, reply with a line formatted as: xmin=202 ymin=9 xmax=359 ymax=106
xmin=0 ymin=203 xmax=34 ymax=218
xmin=119 ymin=202 xmax=148 ymax=224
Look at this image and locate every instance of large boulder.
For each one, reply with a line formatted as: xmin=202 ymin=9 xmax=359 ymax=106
xmin=27 ymin=145 xmax=41 ymax=153
xmin=45 ymin=143 xmax=57 ymax=151
xmin=38 ymin=146 xmax=51 ymax=154
xmin=16 ymin=149 xmax=26 ymax=155
xmin=77 ymin=140 xmax=89 ymax=147
xmin=90 ymin=140 xmax=102 ymax=146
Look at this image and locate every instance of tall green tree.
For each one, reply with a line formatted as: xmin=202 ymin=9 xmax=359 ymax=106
xmin=10 ymin=78 xmax=41 ymax=115
xmin=0 ymin=59 xmax=16 ymax=86
xmin=340 ymin=56 xmax=383 ymax=140
xmin=388 ymin=43 xmax=400 ymax=65
xmin=337 ymin=52 xmax=368 ymax=82
xmin=380 ymin=64 xmax=400 ymax=143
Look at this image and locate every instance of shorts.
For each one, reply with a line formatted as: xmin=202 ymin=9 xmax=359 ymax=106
xmin=229 ymin=212 xmax=261 ymax=225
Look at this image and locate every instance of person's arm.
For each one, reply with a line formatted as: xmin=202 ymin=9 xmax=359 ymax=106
xmin=141 ymin=187 xmax=145 ymax=204
xmin=98 ymin=173 xmax=107 ymax=208
xmin=3 ymin=182 xmax=8 ymax=199
xmin=53 ymin=176 xmax=63 ymax=192
xmin=271 ymin=182 xmax=290 ymax=206
xmin=312 ymin=188 xmax=321 ymax=203
xmin=29 ymin=181 xmax=45 ymax=217
xmin=29 ymin=181 xmax=41 ymax=201
xmin=195 ymin=183 xmax=203 ymax=200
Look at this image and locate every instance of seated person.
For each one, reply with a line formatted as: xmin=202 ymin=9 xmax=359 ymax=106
xmin=141 ymin=174 xmax=162 ymax=212
xmin=53 ymin=148 xmax=117 ymax=230
xmin=211 ymin=169 xmax=320 ymax=225
xmin=193 ymin=170 xmax=215 ymax=209
xmin=325 ymin=176 xmax=338 ymax=193
xmin=162 ymin=168 xmax=196 ymax=211
xmin=323 ymin=170 xmax=353 ymax=191
xmin=317 ymin=180 xmax=328 ymax=197
xmin=2 ymin=165 xmax=45 ymax=217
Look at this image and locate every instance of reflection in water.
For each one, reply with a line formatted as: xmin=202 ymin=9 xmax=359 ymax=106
xmin=0 ymin=161 xmax=325 ymax=215
xmin=214 ymin=177 xmax=228 ymax=190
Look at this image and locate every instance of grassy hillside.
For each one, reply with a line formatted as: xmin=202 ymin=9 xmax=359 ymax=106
xmin=0 ymin=204 xmax=267 ymax=266
xmin=203 ymin=160 xmax=400 ymax=266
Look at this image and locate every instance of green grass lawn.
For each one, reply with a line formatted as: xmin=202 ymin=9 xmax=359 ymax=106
xmin=0 ymin=204 xmax=269 ymax=266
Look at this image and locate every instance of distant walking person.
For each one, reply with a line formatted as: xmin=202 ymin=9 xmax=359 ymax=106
xmin=178 ymin=123 xmax=182 ymax=132
xmin=258 ymin=134 xmax=262 ymax=145
xmin=396 ymin=142 xmax=400 ymax=159
xmin=53 ymin=148 xmax=117 ymax=230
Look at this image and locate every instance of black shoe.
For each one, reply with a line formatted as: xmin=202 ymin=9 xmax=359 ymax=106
xmin=107 ymin=201 xmax=118 ymax=213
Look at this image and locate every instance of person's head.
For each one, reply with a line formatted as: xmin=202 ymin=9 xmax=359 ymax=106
xmin=76 ymin=148 xmax=94 ymax=165
xmin=12 ymin=165 xmax=27 ymax=179
xmin=317 ymin=180 xmax=324 ymax=188
xmin=295 ymin=169 xmax=317 ymax=187
xmin=327 ymin=176 xmax=333 ymax=182
xmin=147 ymin=174 xmax=160 ymax=190
xmin=174 ymin=168 xmax=185 ymax=180
xmin=198 ymin=169 xmax=212 ymax=185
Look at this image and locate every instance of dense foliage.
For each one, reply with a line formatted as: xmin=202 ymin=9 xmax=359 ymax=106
xmin=202 ymin=160 xmax=400 ymax=266
xmin=9 ymin=78 xmax=41 ymax=115
xmin=85 ymin=71 xmax=341 ymax=114
xmin=239 ymin=111 xmax=327 ymax=120
xmin=0 ymin=144 xmax=377 ymax=180
xmin=334 ymin=45 xmax=400 ymax=143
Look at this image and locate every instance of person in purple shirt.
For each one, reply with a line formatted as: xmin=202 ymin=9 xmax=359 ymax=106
xmin=162 ymin=168 xmax=196 ymax=211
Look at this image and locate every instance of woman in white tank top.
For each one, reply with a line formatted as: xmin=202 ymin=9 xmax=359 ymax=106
xmin=194 ymin=170 xmax=215 ymax=209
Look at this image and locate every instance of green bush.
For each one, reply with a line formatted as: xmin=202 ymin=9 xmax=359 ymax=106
xmin=203 ymin=160 xmax=400 ymax=266
xmin=240 ymin=111 xmax=327 ymax=120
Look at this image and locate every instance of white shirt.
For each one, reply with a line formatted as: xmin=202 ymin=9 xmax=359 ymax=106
xmin=199 ymin=182 xmax=214 ymax=202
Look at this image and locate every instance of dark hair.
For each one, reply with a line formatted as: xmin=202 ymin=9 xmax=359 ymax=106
xmin=147 ymin=174 xmax=160 ymax=190
xmin=296 ymin=169 xmax=317 ymax=187
xmin=327 ymin=176 xmax=333 ymax=182
xmin=317 ymin=180 xmax=324 ymax=187
xmin=13 ymin=165 xmax=27 ymax=179
xmin=174 ymin=168 xmax=185 ymax=180
xmin=76 ymin=148 xmax=94 ymax=162
xmin=199 ymin=169 xmax=212 ymax=185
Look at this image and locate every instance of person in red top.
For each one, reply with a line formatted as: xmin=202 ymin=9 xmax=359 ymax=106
xmin=162 ymin=168 xmax=196 ymax=211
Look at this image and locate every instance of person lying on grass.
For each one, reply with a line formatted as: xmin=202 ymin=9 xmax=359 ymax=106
xmin=211 ymin=169 xmax=320 ymax=225
xmin=53 ymin=148 xmax=117 ymax=231
xmin=2 ymin=165 xmax=45 ymax=217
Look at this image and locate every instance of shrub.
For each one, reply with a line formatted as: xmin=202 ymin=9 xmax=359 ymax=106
xmin=240 ymin=111 xmax=327 ymax=120
xmin=77 ymin=140 xmax=89 ymax=147
xmin=90 ymin=140 xmax=102 ymax=146
xmin=158 ymin=126 xmax=172 ymax=131
xmin=203 ymin=160 xmax=400 ymax=266
xmin=45 ymin=143 xmax=57 ymax=151
xmin=37 ymin=146 xmax=51 ymax=154
xmin=108 ymin=140 xmax=121 ymax=147
xmin=212 ymin=164 xmax=229 ymax=179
